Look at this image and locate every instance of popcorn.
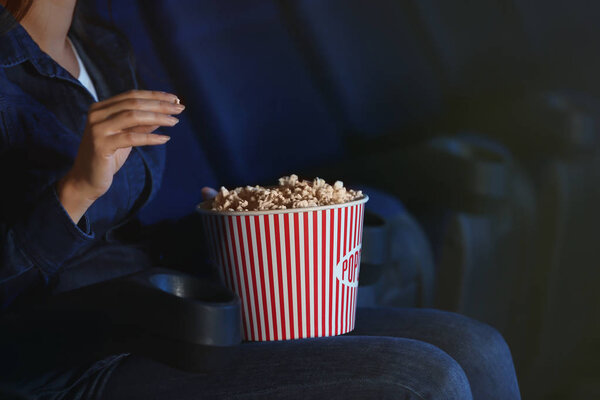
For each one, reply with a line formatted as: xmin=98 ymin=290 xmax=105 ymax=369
xmin=210 ymin=175 xmax=363 ymax=212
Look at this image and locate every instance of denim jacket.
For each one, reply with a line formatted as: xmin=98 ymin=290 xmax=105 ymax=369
xmin=0 ymin=11 xmax=165 ymax=309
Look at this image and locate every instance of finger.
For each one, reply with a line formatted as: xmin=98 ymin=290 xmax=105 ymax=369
xmin=95 ymin=110 xmax=178 ymax=134
xmin=105 ymin=132 xmax=171 ymax=151
xmin=202 ymin=187 xmax=218 ymax=201
xmin=122 ymin=125 xmax=161 ymax=134
xmin=91 ymin=90 xmax=180 ymax=112
xmin=94 ymin=90 xmax=179 ymax=108
xmin=89 ymin=99 xmax=184 ymax=123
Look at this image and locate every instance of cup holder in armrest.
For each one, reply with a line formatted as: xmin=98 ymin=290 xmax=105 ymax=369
xmin=23 ymin=267 xmax=242 ymax=372
xmin=117 ymin=268 xmax=241 ymax=347
xmin=148 ymin=273 xmax=232 ymax=303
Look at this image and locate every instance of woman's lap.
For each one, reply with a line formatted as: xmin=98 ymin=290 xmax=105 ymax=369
xmin=102 ymin=307 xmax=520 ymax=400
xmin=103 ymin=336 xmax=470 ymax=400
xmin=351 ymin=307 xmax=521 ymax=400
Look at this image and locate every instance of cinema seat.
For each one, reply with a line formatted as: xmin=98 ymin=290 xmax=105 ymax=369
xmin=282 ymin=0 xmax=534 ymax=344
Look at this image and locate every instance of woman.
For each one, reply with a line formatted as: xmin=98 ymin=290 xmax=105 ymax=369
xmin=0 ymin=0 xmax=521 ymax=399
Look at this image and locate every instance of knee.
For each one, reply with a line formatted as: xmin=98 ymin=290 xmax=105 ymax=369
xmin=355 ymin=337 xmax=472 ymax=400
xmin=422 ymin=311 xmax=520 ymax=399
xmin=422 ymin=310 xmax=514 ymax=363
xmin=455 ymin=315 xmax=514 ymax=366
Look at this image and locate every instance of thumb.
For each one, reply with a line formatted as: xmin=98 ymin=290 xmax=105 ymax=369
xmin=201 ymin=186 xmax=218 ymax=201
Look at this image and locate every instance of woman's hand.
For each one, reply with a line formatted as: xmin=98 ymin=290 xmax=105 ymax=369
xmin=57 ymin=90 xmax=185 ymax=223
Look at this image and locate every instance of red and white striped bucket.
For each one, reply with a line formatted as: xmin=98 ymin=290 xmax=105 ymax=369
xmin=197 ymin=196 xmax=368 ymax=341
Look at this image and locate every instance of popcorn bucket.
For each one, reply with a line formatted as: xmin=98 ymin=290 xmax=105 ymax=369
xmin=197 ymin=196 xmax=369 ymax=341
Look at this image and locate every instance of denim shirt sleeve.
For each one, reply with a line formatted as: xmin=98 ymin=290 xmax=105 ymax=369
xmin=0 ymin=112 xmax=95 ymax=309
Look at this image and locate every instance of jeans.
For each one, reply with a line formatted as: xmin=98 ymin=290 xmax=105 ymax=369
xmin=102 ymin=307 xmax=520 ymax=400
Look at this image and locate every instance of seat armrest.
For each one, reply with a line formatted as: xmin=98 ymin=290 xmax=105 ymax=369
xmin=463 ymin=90 xmax=600 ymax=158
xmin=315 ymin=135 xmax=511 ymax=213
xmin=0 ymin=268 xmax=241 ymax=373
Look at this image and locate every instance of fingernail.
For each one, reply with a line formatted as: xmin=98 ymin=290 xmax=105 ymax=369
xmin=157 ymin=135 xmax=171 ymax=142
xmin=174 ymin=104 xmax=185 ymax=111
xmin=174 ymin=97 xmax=181 ymax=105
xmin=168 ymin=117 xmax=179 ymax=125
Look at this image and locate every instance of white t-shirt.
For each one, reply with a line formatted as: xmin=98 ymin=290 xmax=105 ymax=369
xmin=68 ymin=39 xmax=99 ymax=102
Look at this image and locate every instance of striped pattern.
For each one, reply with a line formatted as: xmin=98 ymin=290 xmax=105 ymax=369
xmin=201 ymin=202 xmax=366 ymax=341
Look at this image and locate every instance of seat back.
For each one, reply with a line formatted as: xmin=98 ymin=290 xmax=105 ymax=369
xmin=139 ymin=0 xmax=345 ymax=186
xmin=286 ymin=0 xmax=443 ymax=140
xmin=514 ymin=0 xmax=600 ymax=95
xmin=412 ymin=0 xmax=533 ymax=102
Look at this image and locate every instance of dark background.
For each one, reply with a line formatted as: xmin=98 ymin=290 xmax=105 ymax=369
xmin=83 ymin=1 xmax=600 ymax=398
